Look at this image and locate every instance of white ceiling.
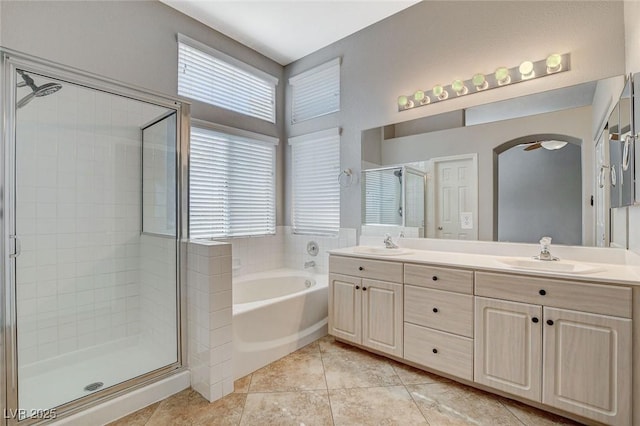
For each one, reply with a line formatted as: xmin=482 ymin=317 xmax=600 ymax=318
xmin=160 ymin=0 xmax=420 ymax=65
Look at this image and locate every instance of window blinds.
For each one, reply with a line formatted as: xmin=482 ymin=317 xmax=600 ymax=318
xmin=364 ymin=171 xmax=402 ymax=225
xmin=290 ymin=58 xmax=340 ymax=123
xmin=189 ymin=124 xmax=276 ymax=238
xmin=289 ymin=128 xmax=340 ymax=236
xmin=178 ymin=34 xmax=278 ymax=123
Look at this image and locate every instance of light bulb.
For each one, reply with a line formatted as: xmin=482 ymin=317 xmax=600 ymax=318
xmin=414 ymin=90 xmax=430 ymax=105
xmin=472 ymin=73 xmax=488 ymax=90
xmin=546 ymin=53 xmax=562 ymax=73
xmin=519 ymin=60 xmax=535 ymax=79
xmin=452 ymin=79 xmax=468 ymax=96
xmin=495 ymin=67 xmax=511 ymax=85
xmin=398 ymin=95 xmax=409 ymax=108
xmin=432 ymin=84 xmax=448 ymax=100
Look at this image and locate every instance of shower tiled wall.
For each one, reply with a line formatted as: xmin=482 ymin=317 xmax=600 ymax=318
xmin=15 ymin=84 xmax=144 ymax=364
xmin=283 ymin=227 xmax=357 ymax=274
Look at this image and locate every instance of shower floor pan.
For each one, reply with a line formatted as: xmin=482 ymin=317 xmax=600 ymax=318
xmin=18 ymin=338 xmax=176 ymax=420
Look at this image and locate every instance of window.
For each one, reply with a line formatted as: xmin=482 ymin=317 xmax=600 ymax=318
xmin=178 ymin=34 xmax=278 ymax=123
xmin=189 ymin=122 xmax=277 ymax=238
xmin=289 ymin=128 xmax=340 ymax=236
xmin=289 ymin=58 xmax=340 ymax=123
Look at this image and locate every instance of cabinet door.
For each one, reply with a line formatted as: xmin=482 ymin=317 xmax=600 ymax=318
xmin=328 ymin=274 xmax=361 ymax=345
xmin=543 ymin=307 xmax=631 ymax=426
xmin=474 ymin=297 xmax=542 ymax=401
xmin=361 ymin=279 xmax=403 ymax=357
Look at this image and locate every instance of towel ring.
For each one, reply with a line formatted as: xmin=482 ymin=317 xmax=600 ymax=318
xmin=338 ymin=168 xmax=353 ymax=188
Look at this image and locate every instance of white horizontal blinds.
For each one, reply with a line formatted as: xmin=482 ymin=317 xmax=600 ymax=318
xmin=290 ymin=128 xmax=340 ymax=236
xmin=178 ymin=34 xmax=277 ymax=123
xmin=190 ymin=125 xmax=276 ymax=238
xmin=364 ymin=170 xmax=402 ymax=225
xmin=290 ymin=58 xmax=340 ymax=123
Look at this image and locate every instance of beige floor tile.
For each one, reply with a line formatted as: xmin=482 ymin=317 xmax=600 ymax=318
xmin=318 ymin=335 xmax=361 ymax=355
xmin=322 ymin=347 xmax=402 ymax=389
xmin=249 ymin=343 xmax=326 ymax=392
xmin=189 ymin=392 xmax=247 ymax=426
xmin=407 ymin=381 xmax=523 ymax=425
xmin=234 ymin=374 xmax=252 ymax=393
xmin=501 ymin=398 xmax=583 ymax=426
xmin=240 ymin=390 xmax=333 ymax=426
xmin=329 ymin=386 xmax=428 ymax=425
xmin=145 ymin=389 xmax=192 ymax=426
xmin=391 ymin=362 xmax=442 ymax=386
xmin=107 ymin=401 xmax=160 ymax=426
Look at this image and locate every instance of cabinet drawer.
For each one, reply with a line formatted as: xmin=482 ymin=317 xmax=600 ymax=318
xmin=475 ymin=272 xmax=632 ymax=318
xmin=404 ymin=263 xmax=473 ymax=294
xmin=329 ymin=255 xmax=403 ymax=283
xmin=405 ymin=285 xmax=473 ymax=337
xmin=404 ymin=323 xmax=473 ymax=381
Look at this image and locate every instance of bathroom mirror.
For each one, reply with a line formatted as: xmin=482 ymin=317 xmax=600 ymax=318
xmin=362 ymin=75 xmax=627 ymax=246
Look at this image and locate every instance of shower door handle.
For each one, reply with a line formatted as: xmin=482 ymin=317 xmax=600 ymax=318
xmin=9 ymin=235 xmax=21 ymax=258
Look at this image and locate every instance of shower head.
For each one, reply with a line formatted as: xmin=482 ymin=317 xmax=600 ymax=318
xmin=393 ymin=168 xmax=403 ymax=184
xmin=16 ymin=70 xmax=62 ymax=109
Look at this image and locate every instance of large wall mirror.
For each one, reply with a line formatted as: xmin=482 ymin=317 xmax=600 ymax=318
xmin=361 ymin=75 xmax=627 ymax=247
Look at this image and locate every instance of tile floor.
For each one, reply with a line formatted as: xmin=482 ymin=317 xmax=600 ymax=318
xmin=110 ymin=335 xmax=582 ymax=425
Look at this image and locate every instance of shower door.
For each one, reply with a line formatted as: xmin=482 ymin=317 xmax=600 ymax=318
xmin=3 ymin=54 xmax=185 ymax=423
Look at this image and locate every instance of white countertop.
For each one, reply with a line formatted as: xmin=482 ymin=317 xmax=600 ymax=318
xmin=328 ymin=245 xmax=640 ymax=286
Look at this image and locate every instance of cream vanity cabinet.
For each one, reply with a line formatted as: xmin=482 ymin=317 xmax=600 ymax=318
xmin=475 ymin=272 xmax=632 ymax=426
xmin=403 ymin=263 xmax=475 ymax=380
xmin=328 ymin=256 xmax=404 ymax=357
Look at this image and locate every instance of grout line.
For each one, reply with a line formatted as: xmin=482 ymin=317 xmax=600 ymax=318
xmin=498 ymin=399 xmax=528 ymax=426
xmin=319 ymin=339 xmax=337 ymax=426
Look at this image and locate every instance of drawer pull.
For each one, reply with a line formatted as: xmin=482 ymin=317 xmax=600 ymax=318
xmin=355 ymin=286 xmax=360 ymax=290
xmin=532 ymin=317 xmax=539 ymax=323
xmin=432 ymin=307 xmax=439 ymax=313
xmin=362 ymin=287 xmax=367 ymax=291
xmin=432 ymin=348 xmax=438 ymax=354
xmin=539 ymin=289 xmax=546 ymax=296
xmin=358 ymin=266 xmax=364 ymax=271
xmin=432 ymin=276 xmax=438 ymax=281
xmin=547 ymin=319 xmax=554 ymax=326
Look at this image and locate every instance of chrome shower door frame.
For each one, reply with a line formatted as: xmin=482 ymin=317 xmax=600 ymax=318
xmin=0 ymin=48 xmax=190 ymax=425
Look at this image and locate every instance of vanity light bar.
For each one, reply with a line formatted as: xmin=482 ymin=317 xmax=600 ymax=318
xmin=397 ymin=53 xmax=570 ymax=112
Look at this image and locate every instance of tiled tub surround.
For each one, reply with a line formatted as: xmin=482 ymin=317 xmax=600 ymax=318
xmin=186 ymin=240 xmax=233 ymax=402
xmin=328 ymin=240 xmax=640 ymax=426
xmin=110 ymin=335 xmax=580 ymax=426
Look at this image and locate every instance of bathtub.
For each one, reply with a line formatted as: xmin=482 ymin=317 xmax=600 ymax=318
xmin=232 ymin=268 xmax=328 ymax=379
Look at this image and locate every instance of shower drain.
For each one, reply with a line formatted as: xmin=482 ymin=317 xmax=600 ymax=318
xmin=84 ymin=382 xmax=104 ymax=392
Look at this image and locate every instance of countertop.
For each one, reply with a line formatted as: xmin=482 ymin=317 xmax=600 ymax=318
xmin=328 ymin=246 xmax=640 ymax=286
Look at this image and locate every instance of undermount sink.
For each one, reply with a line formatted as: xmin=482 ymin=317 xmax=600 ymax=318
xmin=353 ymin=246 xmax=413 ymax=256
xmin=496 ymin=257 xmax=604 ymax=275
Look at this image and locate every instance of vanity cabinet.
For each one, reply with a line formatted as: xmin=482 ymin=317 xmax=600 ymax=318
xmin=475 ymin=272 xmax=632 ymax=426
xmin=328 ymin=256 xmax=403 ymax=357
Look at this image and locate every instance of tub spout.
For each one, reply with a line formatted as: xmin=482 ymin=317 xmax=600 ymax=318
xmin=304 ymin=261 xmax=316 ymax=269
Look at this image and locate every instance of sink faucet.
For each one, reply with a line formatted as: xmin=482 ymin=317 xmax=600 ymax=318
xmin=383 ymin=233 xmax=399 ymax=249
xmin=304 ymin=260 xmax=316 ymax=269
xmin=535 ymin=237 xmax=558 ymax=261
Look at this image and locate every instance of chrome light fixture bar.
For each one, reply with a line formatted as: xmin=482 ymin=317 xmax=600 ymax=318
xmin=397 ymin=53 xmax=570 ymax=112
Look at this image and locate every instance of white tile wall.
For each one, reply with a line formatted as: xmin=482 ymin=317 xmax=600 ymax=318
xmin=282 ymin=226 xmax=357 ymax=274
xmin=186 ymin=240 xmax=233 ymax=402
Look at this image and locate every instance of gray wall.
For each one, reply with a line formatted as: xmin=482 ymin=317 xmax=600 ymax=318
xmin=0 ymin=0 xmax=286 ymax=224
xmin=284 ymin=1 xmax=626 ymax=232
xmin=498 ymin=143 xmax=582 ymax=245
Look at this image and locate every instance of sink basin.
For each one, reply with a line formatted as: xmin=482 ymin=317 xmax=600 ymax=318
xmin=353 ymin=246 xmax=413 ymax=256
xmin=496 ymin=257 xmax=604 ymax=275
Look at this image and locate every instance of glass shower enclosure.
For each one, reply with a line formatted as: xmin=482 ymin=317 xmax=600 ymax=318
xmin=1 ymin=50 xmax=187 ymax=423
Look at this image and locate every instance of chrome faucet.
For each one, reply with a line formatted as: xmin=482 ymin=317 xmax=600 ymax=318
xmin=304 ymin=260 xmax=316 ymax=269
xmin=535 ymin=237 xmax=558 ymax=261
xmin=383 ymin=233 xmax=399 ymax=249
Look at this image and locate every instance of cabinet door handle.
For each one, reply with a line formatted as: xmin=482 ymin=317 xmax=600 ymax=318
xmin=432 ymin=348 xmax=438 ymax=354
xmin=539 ymin=289 xmax=546 ymax=296
xmin=358 ymin=266 xmax=364 ymax=271
xmin=355 ymin=286 xmax=360 ymax=290
xmin=432 ymin=276 xmax=438 ymax=281
xmin=432 ymin=307 xmax=438 ymax=313
xmin=362 ymin=287 xmax=367 ymax=291
xmin=547 ymin=319 xmax=554 ymax=326
xmin=532 ymin=317 xmax=539 ymax=323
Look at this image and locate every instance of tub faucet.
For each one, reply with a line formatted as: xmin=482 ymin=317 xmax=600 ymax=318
xmin=304 ymin=260 xmax=316 ymax=269
xmin=384 ymin=233 xmax=399 ymax=249
xmin=535 ymin=236 xmax=558 ymax=261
